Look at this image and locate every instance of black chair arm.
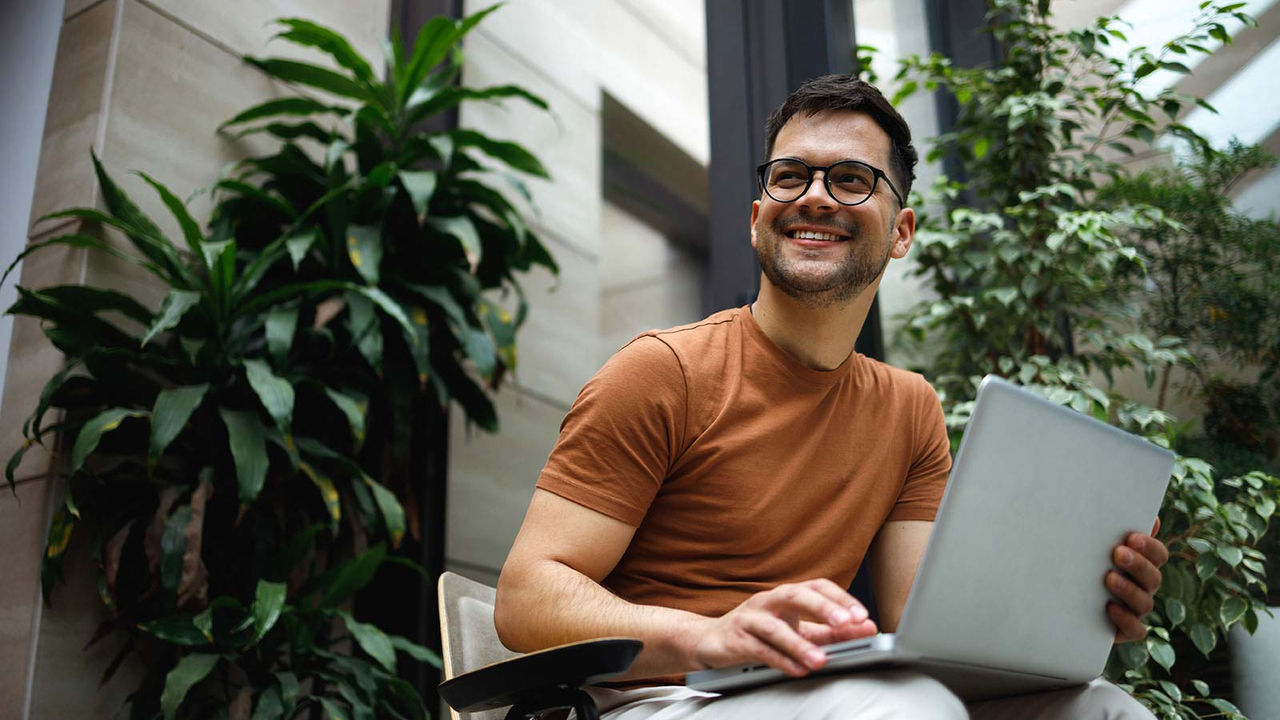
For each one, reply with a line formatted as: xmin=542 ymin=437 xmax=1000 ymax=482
xmin=439 ymin=637 xmax=643 ymax=719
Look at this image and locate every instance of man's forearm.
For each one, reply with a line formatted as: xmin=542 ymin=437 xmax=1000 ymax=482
xmin=494 ymin=558 xmax=712 ymax=680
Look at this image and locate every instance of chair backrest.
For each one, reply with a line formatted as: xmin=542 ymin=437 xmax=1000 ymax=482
xmin=438 ymin=571 xmax=520 ymax=720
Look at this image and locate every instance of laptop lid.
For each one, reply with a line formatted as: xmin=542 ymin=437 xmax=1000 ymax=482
xmin=895 ymin=376 xmax=1174 ymax=681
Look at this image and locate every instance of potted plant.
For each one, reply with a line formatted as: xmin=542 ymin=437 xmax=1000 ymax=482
xmin=894 ymin=1 xmax=1280 ymax=717
xmin=5 ymin=6 xmax=553 ymax=718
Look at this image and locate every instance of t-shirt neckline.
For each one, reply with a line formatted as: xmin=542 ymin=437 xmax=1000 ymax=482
xmin=738 ymin=305 xmax=860 ymax=388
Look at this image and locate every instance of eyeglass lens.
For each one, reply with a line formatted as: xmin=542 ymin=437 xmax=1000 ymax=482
xmin=762 ymin=160 xmax=878 ymax=205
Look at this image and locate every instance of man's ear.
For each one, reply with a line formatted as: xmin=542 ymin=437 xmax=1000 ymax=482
xmin=750 ymin=200 xmax=761 ymax=249
xmin=889 ymin=207 xmax=916 ymax=259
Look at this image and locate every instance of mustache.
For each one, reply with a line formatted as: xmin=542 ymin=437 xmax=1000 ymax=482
xmin=773 ymin=211 xmax=857 ymax=238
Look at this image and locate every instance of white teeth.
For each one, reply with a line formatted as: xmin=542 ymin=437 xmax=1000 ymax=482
xmin=793 ymin=230 xmax=842 ymax=241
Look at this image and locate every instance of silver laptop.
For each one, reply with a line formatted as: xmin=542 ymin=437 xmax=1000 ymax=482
xmin=687 ymin=375 xmax=1174 ymax=701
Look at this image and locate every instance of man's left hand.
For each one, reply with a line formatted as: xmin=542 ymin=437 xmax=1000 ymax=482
xmin=1106 ymin=520 xmax=1169 ymax=643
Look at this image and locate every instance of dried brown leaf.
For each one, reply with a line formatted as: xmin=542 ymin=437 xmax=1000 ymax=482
xmin=177 ymin=475 xmax=214 ymax=610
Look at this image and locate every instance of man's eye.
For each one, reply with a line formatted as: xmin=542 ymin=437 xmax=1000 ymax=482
xmin=834 ymin=173 xmax=870 ymax=186
xmin=773 ymin=172 xmax=806 ymax=184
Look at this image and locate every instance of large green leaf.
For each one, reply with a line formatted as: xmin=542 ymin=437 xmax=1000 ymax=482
xmin=346 ymin=224 xmax=382 ymax=285
xmin=0 ymin=233 xmax=134 ymax=288
xmin=397 ymin=170 xmax=436 ymax=219
xmin=361 ymin=475 xmax=404 ymax=548
xmin=220 ymin=97 xmax=338 ymax=128
xmin=1188 ymin=623 xmax=1217 ymax=656
xmin=398 ymin=16 xmax=459 ymax=103
xmin=219 ymin=408 xmax=269 ymax=506
xmin=389 ymin=635 xmax=442 ymax=669
xmin=136 ymin=171 xmax=204 ymax=257
xmin=266 ymin=307 xmax=299 ymax=365
xmin=272 ymin=19 xmax=376 ymax=83
xmin=232 ymin=232 xmax=297 ymax=301
xmin=150 ymin=384 xmax=209 ymax=461
xmin=142 ymin=289 xmax=202 ymax=346
xmin=89 ymin=153 xmax=197 ymax=288
xmin=244 ymin=359 xmax=295 ymax=435
xmin=70 ymin=408 xmax=147 ymax=475
xmin=452 ymin=129 xmax=549 ymax=178
xmin=140 ymin=616 xmax=210 ymax=646
xmin=298 ymin=461 xmax=341 ymax=534
xmin=245 ymin=57 xmax=374 ymax=102
xmin=1220 ymin=595 xmax=1248 ymax=627
xmin=252 ymin=579 xmax=288 ymax=642
xmin=323 ymin=388 xmax=367 ymax=450
xmin=428 ymin=215 xmax=482 ymax=267
xmin=30 ymin=285 xmax=154 ymax=325
xmin=406 ymin=84 xmax=548 ymax=128
xmin=161 ymin=653 xmax=220 ymax=720
xmin=338 ymin=611 xmax=397 ymax=673
xmin=318 ymin=544 xmax=386 ymax=608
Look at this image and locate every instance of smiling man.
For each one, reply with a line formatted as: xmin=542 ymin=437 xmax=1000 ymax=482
xmin=494 ymin=75 xmax=1166 ymax=719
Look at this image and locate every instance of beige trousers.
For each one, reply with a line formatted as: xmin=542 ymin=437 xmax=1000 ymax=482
xmin=589 ymin=672 xmax=1153 ymax=720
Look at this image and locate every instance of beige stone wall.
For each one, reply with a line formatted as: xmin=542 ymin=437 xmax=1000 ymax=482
xmin=445 ymin=0 xmax=708 ymax=585
xmin=0 ymin=1 xmax=388 ymax=715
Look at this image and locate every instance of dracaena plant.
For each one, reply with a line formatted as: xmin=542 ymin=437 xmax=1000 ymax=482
xmin=892 ymin=1 xmax=1280 ymax=718
xmin=5 ymin=154 xmax=432 ymax=720
xmin=212 ymin=6 xmax=556 ymax=450
xmin=5 ymin=7 xmax=554 ymax=719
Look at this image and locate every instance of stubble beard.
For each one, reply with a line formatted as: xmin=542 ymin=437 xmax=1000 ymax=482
xmin=755 ymin=212 xmax=892 ymax=308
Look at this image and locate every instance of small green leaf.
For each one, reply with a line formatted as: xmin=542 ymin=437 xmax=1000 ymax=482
xmin=150 ymin=385 xmax=209 ymax=461
xmin=286 ymin=229 xmax=317 ymax=270
xmin=139 ymin=616 xmax=209 ymax=646
xmin=339 ymin=611 xmax=397 ymax=673
xmin=1192 ymin=679 xmax=1210 ymax=697
xmin=429 ymin=215 xmax=482 ymax=267
xmin=324 ymin=389 xmax=367 ymax=450
xmin=973 ymin=137 xmax=990 ymax=159
xmin=252 ymin=580 xmax=288 ymax=642
xmin=1164 ymin=597 xmax=1186 ymax=626
xmin=219 ymin=409 xmax=269 ymax=506
xmin=143 ymin=290 xmax=202 ymax=346
xmin=1220 ymin=596 xmax=1248 ymax=627
xmin=71 ymin=408 xmax=146 ymax=475
xmin=265 ymin=307 xmax=298 ymax=365
xmin=1188 ymin=623 xmax=1216 ymax=656
xmin=1216 ymin=544 xmax=1244 ymax=567
xmin=398 ymin=170 xmax=437 ymax=218
xmin=1147 ymin=637 xmax=1175 ymax=670
xmin=161 ymin=653 xmax=220 ymax=720
xmin=244 ymin=359 xmax=295 ymax=435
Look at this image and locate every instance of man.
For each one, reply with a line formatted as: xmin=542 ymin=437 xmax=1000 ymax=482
xmin=495 ymin=75 xmax=1166 ymax=719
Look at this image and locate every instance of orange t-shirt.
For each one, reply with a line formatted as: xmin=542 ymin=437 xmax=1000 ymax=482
xmin=537 ymin=306 xmax=951 ymax=622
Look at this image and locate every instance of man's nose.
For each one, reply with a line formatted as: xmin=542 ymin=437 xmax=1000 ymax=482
xmin=796 ymin=171 xmax=837 ymax=211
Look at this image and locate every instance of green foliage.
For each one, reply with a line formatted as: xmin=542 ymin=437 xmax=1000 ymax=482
xmin=5 ymin=8 xmax=551 ymax=719
xmin=894 ymin=1 xmax=1279 ymax=717
xmin=1100 ymin=141 xmax=1280 ymax=458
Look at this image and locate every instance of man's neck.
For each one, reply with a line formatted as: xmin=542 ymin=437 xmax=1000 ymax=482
xmin=750 ymin=280 xmax=877 ymax=371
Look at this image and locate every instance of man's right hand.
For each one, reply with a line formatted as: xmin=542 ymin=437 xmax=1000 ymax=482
xmin=690 ymin=578 xmax=878 ymax=677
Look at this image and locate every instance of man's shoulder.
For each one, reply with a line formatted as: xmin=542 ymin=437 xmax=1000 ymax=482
xmin=613 ymin=307 xmax=745 ymax=364
xmin=850 ymin=356 xmax=941 ymax=404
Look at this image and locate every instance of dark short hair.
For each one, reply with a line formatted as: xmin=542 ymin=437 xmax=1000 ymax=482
xmin=764 ymin=74 xmax=917 ymax=201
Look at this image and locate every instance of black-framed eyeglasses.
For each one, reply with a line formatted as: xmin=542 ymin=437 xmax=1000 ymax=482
xmin=756 ymin=158 xmax=904 ymax=207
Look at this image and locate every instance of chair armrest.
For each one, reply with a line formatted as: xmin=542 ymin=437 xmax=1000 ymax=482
xmin=438 ymin=637 xmax=643 ymax=714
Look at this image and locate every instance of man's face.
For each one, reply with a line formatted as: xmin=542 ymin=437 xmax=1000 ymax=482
xmin=751 ymin=110 xmax=914 ymax=307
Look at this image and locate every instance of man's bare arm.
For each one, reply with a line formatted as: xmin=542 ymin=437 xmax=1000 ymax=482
xmin=495 ymin=489 xmax=876 ymax=680
xmin=865 ymin=520 xmax=933 ymax=632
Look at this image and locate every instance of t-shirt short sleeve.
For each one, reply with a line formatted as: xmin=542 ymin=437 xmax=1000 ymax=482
xmin=887 ymin=376 xmax=952 ymax=522
xmin=536 ymin=335 xmax=687 ymax=527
